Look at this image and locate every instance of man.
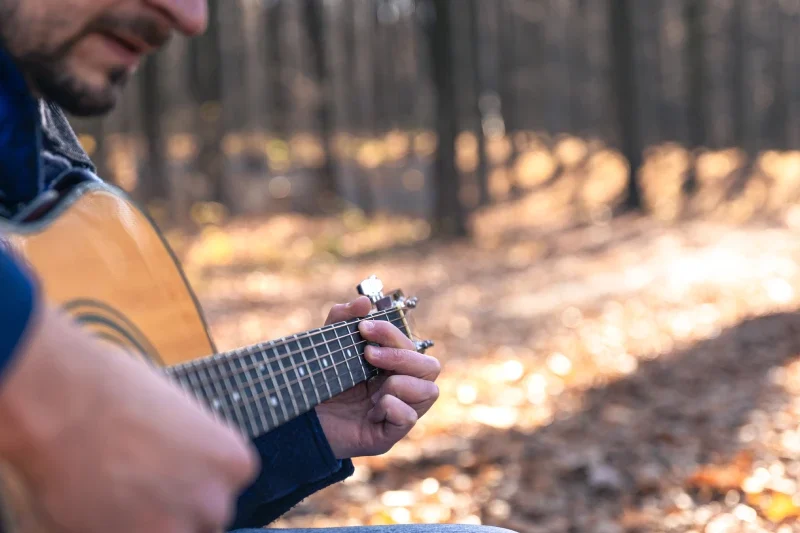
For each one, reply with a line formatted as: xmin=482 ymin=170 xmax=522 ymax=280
xmin=0 ymin=1 xmax=514 ymax=533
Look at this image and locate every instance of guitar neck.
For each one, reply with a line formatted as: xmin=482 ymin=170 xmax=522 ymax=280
xmin=163 ymin=308 xmax=408 ymax=438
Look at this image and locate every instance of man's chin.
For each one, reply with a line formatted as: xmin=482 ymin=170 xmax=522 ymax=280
xmin=29 ymin=66 xmax=128 ymax=117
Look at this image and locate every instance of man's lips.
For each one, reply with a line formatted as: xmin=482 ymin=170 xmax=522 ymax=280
xmin=100 ymin=31 xmax=155 ymax=56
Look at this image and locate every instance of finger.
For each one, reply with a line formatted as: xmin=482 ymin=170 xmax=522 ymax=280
xmin=193 ymin=481 xmax=238 ymax=532
xmin=358 ymin=320 xmax=415 ymax=351
xmin=371 ymin=375 xmax=439 ymax=416
xmin=325 ymin=296 xmax=372 ymax=325
xmin=364 ymin=346 xmax=441 ymax=381
xmin=367 ymin=394 xmax=418 ymax=445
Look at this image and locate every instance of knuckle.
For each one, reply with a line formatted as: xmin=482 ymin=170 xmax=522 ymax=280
xmin=383 ymin=347 xmax=404 ymax=366
xmin=429 ymin=382 xmax=440 ymax=401
xmin=383 ymin=374 xmax=402 ymax=391
xmin=198 ymin=485 xmax=235 ymax=529
xmin=328 ymin=303 xmax=347 ymax=318
xmin=430 ymin=356 xmax=442 ymax=377
xmin=224 ymin=440 xmax=259 ymax=484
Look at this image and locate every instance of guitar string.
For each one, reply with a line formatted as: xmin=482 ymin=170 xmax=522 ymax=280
xmin=174 ymin=316 xmax=405 ymax=405
xmin=167 ymin=307 xmax=400 ymax=381
xmin=196 ymin=337 xmax=380 ymax=431
xmin=187 ymin=327 xmax=406 ymax=427
xmin=168 ymin=312 xmax=405 ymax=386
xmin=166 ymin=311 xmax=415 ymax=431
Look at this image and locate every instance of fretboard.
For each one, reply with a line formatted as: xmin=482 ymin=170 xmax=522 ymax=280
xmin=163 ymin=308 xmax=408 ymax=438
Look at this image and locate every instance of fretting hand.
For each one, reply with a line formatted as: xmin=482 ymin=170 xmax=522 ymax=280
xmin=315 ymin=296 xmax=440 ymax=459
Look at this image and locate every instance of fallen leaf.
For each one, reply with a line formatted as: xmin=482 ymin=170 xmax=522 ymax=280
xmin=687 ymin=450 xmax=754 ymax=493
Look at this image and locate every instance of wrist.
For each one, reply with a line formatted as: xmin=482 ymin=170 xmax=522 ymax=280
xmin=314 ymin=406 xmax=350 ymax=460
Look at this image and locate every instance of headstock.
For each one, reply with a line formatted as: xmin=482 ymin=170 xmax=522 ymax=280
xmin=356 ymin=275 xmax=434 ymax=354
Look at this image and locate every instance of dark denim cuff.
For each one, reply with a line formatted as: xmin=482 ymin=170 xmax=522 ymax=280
xmin=230 ymin=408 xmax=355 ymax=529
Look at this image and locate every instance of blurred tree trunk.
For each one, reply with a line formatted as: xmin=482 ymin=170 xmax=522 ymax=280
xmin=685 ymin=0 xmax=706 ymax=194
xmin=353 ymin=0 xmax=376 ymax=214
xmin=267 ymin=0 xmax=286 ymax=140
xmin=138 ymin=55 xmax=171 ymax=217
xmin=686 ymin=0 xmax=707 ymax=149
xmin=497 ymin=1 xmax=518 ymax=141
xmin=428 ymin=0 xmax=468 ymax=238
xmin=189 ymin=0 xmax=226 ymax=209
xmin=731 ymin=0 xmax=748 ymax=154
xmin=469 ymin=0 xmax=489 ymax=207
xmin=304 ymin=0 xmax=339 ymax=207
xmin=609 ymin=0 xmax=643 ymax=211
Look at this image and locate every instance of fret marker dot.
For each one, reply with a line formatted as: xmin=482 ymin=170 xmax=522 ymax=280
xmin=270 ymin=396 xmax=278 ymax=407
xmin=323 ymin=359 xmax=329 ymax=367
xmin=347 ymin=349 xmax=352 ymax=357
xmin=299 ymin=367 xmax=306 ymax=376
xmin=212 ymin=399 xmax=221 ymax=409
xmin=259 ymin=364 xmax=266 ymax=373
xmin=232 ymin=392 xmax=241 ymax=402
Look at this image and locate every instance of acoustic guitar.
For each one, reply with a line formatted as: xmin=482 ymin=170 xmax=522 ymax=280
xmin=0 ymin=179 xmax=432 ymax=532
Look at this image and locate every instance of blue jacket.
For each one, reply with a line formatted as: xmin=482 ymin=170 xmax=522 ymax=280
xmin=0 ymin=47 xmax=353 ymax=529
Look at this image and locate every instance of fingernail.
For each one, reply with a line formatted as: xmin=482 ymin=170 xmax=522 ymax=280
xmin=364 ymin=344 xmax=377 ymax=358
xmin=371 ymin=392 xmax=380 ymax=405
xmin=361 ymin=320 xmax=374 ymax=332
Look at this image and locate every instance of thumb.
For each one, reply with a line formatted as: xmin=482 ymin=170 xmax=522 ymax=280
xmin=324 ymin=296 xmax=372 ymax=325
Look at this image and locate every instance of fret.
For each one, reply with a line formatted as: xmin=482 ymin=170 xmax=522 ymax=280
xmin=274 ymin=342 xmax=300 ymax=422
xmin=264 ymin=344 xmax=291 ymax=424
xmin=334 ymin=324 xmax=357 ymax=390
xmin=322 ymin=327 xmax=346 ymax=396
xmin=306 ymin=331 xmax=332 ymax=402
xmin=184 ymin=360 xmax=209 ymax=404
xmin=255 ymin=347 xmax=280 ymax=430
xmin=346 ymin=319 xmax=373 ymax=382
xmin=223 ymin=354 xmax=248 ymax=431
xmin=174 ymin=368 xmax=194 ymax=395
xmin=288 ymin=335 xmax=312 ymax=412
xmin=297 ymin=331 xmax=323 ymax=406
xmin=246 ymin=348 xmax=270 ymax=434
xmin=230 ymin=353 xmax=257 ymax=436
xmin=202 ymin=358 xmax=235 ymax=425
xmin=343 ymin=321 xmax=369 ymax=382
xmin=198 ymin=358 xmax=229 ymax=418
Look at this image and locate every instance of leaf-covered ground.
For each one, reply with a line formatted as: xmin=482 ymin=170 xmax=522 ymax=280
xmin=177 ymin=192 xmax=800 ymax=533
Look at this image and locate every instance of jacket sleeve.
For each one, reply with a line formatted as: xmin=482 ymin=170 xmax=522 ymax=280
xmin=230 ymin=408 xmax=354 ymax=529
xmin=0 ymin=244 xmax=37 ymax=385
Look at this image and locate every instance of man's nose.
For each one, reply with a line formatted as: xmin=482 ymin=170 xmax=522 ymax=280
xmin=146 ymin=0 xmax=208 ymax=36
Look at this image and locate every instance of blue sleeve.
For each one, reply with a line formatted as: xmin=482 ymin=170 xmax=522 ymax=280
xmin=230 ymin=408 xmax=354 ymax=529
xmin=0 ymin=244 xmax=37 ymax=384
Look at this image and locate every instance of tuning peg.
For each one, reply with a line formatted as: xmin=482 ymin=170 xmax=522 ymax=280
xmin=414 ymin=339 xmax=434 ymax=353
xmin=404 ymin=296 xmax=418 ymax=309
xmin=357 ymin=275 xmax=385 ymax=304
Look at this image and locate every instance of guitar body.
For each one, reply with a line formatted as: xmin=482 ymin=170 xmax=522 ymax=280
xmin=0 ymin=182 xmax=216 ymax=532
xmin=0 ymin=181 xmax=427 ymax=533
xmin=1 ymin=181 xmax=215 ymax=366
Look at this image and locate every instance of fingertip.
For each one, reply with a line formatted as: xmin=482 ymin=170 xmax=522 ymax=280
xmin=348 ymin=296 xmax=372 ymax=315
xmin=359 ymin=320 xmax=376 ymax=336
xmin=363 ymin=344 xmax=382 ymax=365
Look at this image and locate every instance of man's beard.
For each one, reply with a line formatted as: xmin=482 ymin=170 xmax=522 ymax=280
xmin=1 ymin=8 xmax=170 ymax=117
xmin=23 ymin=54 xmax=130 ymax=117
